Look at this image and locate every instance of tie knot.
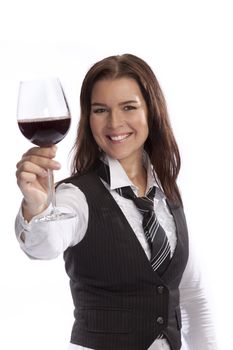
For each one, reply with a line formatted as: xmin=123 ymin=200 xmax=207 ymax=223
xmin=116 ymin=186 xmax=155 ymax=213
xmin=133 ymin=196 xmax=154 ymax=212
xmin=96 ymin=160 xmax=156 ymax=213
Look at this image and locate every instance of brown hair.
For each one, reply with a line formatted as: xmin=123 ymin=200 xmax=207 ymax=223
xmin=71 ymin=54 xmax=182 ymax=203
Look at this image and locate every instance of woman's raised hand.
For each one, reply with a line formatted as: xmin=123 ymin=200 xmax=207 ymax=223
xmin=16 ymin=145 xmax=61 ymax=221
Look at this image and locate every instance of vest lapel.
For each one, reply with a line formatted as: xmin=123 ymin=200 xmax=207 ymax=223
xmin=162 ymin=200 xmax=189 ymax=283
xmin=95 ymin=174 xmax=188 ymax=281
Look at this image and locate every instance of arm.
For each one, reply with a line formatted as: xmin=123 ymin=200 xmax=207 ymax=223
xmin=16 ymin=145 xmax=61 ymax=221
xmin=15 ymin=146 xmax=88 ymax=259
xmin=179 ymin=237 xmax=218 ymax=349
xmin=15 ymin=183 xmax=88 ymax=260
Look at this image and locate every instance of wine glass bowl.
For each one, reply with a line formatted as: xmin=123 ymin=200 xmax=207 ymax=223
xmin=18 ymin=116 xmax=71 ymax=147
xmin=17 ymin=78 xmax=71 ymax=146
xmin=17 ymin=78 xmax=76 ymax=222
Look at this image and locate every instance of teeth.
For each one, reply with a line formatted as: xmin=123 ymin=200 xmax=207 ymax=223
xmin=109 ymin=134 xmax=130 ymax=141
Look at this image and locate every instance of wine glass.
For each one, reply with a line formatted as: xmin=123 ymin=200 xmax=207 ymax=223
xmin=17 ymin=78 xmax=76 ymax=222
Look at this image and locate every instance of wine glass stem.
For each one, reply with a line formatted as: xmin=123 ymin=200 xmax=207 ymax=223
xmin=48 ymin=169 xmax=56 ymax=213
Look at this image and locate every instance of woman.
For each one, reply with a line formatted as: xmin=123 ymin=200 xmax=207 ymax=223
xmin=15 ymin=54 xmax=217 ymax=349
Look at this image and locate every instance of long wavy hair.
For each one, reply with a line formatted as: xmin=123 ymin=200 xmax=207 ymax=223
xmin=71 ymin=54 xmax=182 ymax=203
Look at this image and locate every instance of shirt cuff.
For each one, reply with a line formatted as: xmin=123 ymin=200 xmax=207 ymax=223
xmin=15 ymin=204 xmax=52 ymax=245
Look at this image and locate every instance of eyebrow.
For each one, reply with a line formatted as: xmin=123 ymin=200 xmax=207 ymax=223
xmin=91 ymin=100 xmax=139 ymax=107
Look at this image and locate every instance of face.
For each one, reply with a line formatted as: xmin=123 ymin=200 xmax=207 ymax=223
xmin=90 ymin=77 xmax=149 ymax=166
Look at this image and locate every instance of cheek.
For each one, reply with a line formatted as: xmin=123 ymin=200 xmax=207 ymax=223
xmin=89 ymin=117 xmax=105 ymax=144
xmin=138 ymin=116 xmax=149 ymax=135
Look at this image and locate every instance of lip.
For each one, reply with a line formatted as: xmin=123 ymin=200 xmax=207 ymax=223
xmin=106 ymin=133 xmax=132 ymax=143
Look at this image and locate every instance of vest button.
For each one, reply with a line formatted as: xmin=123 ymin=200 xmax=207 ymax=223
xmin=156 ymin=316 xmax=164 ymax=325
xmin=157 ymin=285 xmax=165 ymax=294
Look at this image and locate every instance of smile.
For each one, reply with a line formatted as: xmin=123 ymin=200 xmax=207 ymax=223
xmin=107 ymin=133 xmax=132 ymax=142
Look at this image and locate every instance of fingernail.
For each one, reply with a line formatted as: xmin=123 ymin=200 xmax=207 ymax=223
xmin=54 ymin=162 xmax=61 ymax=169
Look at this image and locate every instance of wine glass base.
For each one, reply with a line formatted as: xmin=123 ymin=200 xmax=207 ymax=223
xmin=34 ymin=210 xmax=76 ymax=223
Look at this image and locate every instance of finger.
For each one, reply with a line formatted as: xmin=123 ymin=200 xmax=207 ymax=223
xmin=17 ymin=156 xmax=61 ymax=171
xmin=16 ymin=171 xmax=48 ymax=193
xmin=16 ymin=161 xmax=48 ymax=178
xmin=23 ymin=145 xmax=58 ymax=159
xmin=16 ymin=171 xmax=38 ymax=185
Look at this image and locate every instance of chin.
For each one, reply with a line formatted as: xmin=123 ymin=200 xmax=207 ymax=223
xmin=107 ymin=152 xmax=128 ymax=161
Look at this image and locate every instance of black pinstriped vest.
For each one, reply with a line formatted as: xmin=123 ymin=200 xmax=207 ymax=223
xmin=62 ymin=170 xmax=189 ymax=350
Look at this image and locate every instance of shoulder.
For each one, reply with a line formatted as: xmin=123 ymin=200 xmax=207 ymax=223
xmin=57 ymin=160 xmax=103 ymax=188
xmin=56 ymin=171 xmax=97 ymax=188
xmin=56 ymin=169 xmax=107 ymax=202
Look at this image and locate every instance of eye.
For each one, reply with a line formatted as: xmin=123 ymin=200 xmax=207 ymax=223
xmin=93 ymin=108 xmax=107 ymax=114
xmin=123 ymin=105 xmax=137 ymax=111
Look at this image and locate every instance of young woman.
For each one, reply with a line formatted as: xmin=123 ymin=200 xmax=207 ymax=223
xmin=15 ymin=54 xmax=217 ymax=349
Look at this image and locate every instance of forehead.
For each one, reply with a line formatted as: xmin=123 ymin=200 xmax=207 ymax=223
xmin=91 ymin=77 xmax=144 ymax=102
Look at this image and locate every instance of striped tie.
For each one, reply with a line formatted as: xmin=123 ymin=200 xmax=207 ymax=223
xmin=97 ymin=161 xmax=171 ymax=276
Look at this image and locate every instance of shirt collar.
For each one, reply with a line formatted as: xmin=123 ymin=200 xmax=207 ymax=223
xmin=102 ymin=153 xmax=166 ymax=199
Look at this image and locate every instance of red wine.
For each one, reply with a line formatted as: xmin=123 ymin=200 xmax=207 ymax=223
xmin=18 ymin=117 xmax=71 ymax=146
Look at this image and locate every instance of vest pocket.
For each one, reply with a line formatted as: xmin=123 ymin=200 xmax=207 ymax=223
xmin=175 ymin=307 xmax=182 ymax=330
xmin=78 ymin=308 xmax=132 ymax=334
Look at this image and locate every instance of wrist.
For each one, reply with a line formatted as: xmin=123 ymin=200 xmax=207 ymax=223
xmin=22 ymin=199 xmax=48 ymax=222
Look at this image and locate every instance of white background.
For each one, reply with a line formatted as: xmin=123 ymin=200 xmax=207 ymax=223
xmin=0 ymin=0 xmax=232 ymax=349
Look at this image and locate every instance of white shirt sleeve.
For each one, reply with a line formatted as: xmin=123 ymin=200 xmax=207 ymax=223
xmin=179 ymin=235 xmax=218 ymax=349
xmin=14 ymin=183 xmax=88 ymax=260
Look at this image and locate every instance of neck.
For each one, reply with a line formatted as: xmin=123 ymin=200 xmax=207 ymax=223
xmin=119 ymin=154 xmax=147 ymax=197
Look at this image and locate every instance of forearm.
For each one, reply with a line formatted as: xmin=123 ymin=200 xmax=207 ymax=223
xmin=180 ymin=286 xmax=218 ymax=349
xmin=15 ymin=183 xmax=88 ymax=260
xmin=15 ymin=205 xmax=66 ymax=259
xmin=180 ymin=243 xmax=218 ymax=349
xmin=22 ymin=199 xmax=49 ymax=223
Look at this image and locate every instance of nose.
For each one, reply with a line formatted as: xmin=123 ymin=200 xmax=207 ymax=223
xmin=107 ymin=109 xmax=124 ymax=129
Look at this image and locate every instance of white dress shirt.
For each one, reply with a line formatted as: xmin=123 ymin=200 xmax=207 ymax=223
xmin=15 ymin=155 xmax=218 ymax=350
